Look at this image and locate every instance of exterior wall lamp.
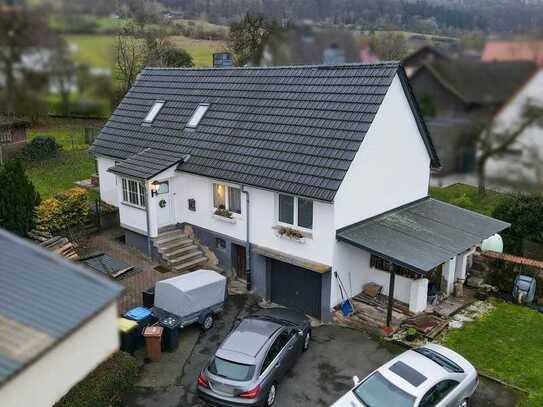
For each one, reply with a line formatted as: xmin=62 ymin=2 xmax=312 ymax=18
xmin=150 ymin=180 xmax=160 ymax=197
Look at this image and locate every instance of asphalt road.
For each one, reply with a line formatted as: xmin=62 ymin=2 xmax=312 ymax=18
xmin=126 ymin=294 xmax=522 ymax=407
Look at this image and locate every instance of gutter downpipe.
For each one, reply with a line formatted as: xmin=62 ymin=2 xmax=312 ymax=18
xmin=241 ymin=185 xmax=251 ymax=291
xmin=145 ymin=181 xmax=152 ymax=258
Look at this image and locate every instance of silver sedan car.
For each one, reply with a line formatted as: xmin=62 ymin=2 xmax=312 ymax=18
xmin=197 ymin=307 xmax=311 ymax=407
xmin=331 ymin=344 xmax=479 ymax=407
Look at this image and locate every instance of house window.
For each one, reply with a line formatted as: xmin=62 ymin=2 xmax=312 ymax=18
xmin=278 ymin=194 xmax=313 ymax=230
xmin=121 ymin=178 xmax=146 ymax=207
xmin=187 ymin=104 xmax=209 ymax=128
xmin=213 ymin=183 xmax=241 ymax=214
xmin=370 ymin=254 xmax=421 ymax=279
xmin=228 ymin=187 xmax=241 ymax=214
xmin=143 ymin=101 xmax=165 ymax=123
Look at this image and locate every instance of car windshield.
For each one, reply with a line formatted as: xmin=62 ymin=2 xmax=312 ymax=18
xmin=208 ymin=357 xmax=255 ymax=381
xmin=353 ymin=372 xmax=415 ymax=407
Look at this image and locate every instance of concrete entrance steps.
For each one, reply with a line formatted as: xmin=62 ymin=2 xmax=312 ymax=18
xmin=153 ymin=228 xmax=208 ymax=273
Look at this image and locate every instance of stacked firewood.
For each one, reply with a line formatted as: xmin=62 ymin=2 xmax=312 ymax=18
xmin=28 ymin=231 xmax=79 ymax=261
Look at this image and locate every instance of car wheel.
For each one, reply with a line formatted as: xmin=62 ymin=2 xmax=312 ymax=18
xmin=302 ymin=330 xmax=311 ymax=352
xmin=265 ymin=382 xmax=278 ymax=406
xmin=202 ymin=314 xmax=214 ymax=331
xmin=459 ymin=398 xmax=470 ymax=407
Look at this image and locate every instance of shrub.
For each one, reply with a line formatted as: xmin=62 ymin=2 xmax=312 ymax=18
xmin=36 ymin=187 xmax=90 ymax=233
xmin=22 ymin=136 xmax=61 ymax=161
xmin=55 ymin=352 xmax=139 ymax=407
xmin=0 ymin=159 xmax=40 ymax=236
xmin=492 ymin=194 xmax=543 ymax=256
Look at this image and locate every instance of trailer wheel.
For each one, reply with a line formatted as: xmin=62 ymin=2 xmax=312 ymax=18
xmin=202 ymin=313 xmax=214 ymax=331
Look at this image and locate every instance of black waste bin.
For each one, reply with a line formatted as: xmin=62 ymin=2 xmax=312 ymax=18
xmin=159 ymin=314 xmax=181 ymax=352
xmin=118 ymin=318 xmax=139 ymax=355
xmin=142 ymin=287 xmax=155 ymax=308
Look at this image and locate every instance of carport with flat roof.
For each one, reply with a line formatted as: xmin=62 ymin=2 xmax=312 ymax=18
xmin=336 ymin=197 xmax=510 ymax=325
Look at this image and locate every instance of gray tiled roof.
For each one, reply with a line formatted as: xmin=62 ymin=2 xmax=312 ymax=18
xmin=91 ymin=63 xmax=439 ymax=201
xmin=337 ymin=198 xmax=510 ymax=273
xmin=108 ymin=148 xmax=188 ymax=179
xmin=0 ymin=229 xmax=122 ymax=387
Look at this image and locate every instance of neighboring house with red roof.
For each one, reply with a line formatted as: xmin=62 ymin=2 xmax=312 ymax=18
xmin=482 ymin=41 xmax=543 ymax=67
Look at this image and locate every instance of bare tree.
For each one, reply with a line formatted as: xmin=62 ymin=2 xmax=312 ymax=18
xmin=476 ymin=104 xmax=543 ymax=195
xmin=114 ymin=35 xmax=146 ymax=96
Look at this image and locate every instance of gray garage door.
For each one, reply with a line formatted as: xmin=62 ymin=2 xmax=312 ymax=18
xmin=270 ymin=259 xmax=322 ymax=318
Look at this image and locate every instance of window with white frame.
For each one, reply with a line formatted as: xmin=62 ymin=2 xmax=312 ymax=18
xmin=278 ymin=194 xmax=313 ymax=230
xmin=187 ymin=104 xmax=209 ymax=128
xmin=122 ymin=178 xmax=146 ymax=207
xmin=213 ymin=183 xmax=241 ymax=214
xmin=143 ymin=101 xmax=165 ymax=123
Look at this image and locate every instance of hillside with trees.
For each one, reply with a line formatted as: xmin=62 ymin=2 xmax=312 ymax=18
xmin=159 ymin=0 xmax=543 ymax=35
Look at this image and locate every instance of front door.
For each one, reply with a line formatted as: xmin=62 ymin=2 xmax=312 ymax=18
xmin=156 ymin=180 xmax=174 ymax=227
xmin=231 ymin=243 xmax=246 ymax=280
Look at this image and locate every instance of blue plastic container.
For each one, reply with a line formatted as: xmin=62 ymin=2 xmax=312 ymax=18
xmin=124 ymin=306 xmax=152 ymax=321
xmin=340 ymin=300 xmax=353 ymax=316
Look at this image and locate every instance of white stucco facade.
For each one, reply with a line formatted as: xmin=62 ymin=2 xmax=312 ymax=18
xmin=485 ymin=69 xmax=543 ymax=190
xmin=0 ymin=302 xmax=119 ymax=407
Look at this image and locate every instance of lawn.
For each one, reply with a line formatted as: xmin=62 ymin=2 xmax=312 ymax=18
xmin=441 ymin=300 xmax=543 ymax=406
xmin=26 ymin=150 xmax=95 ymax=200
xmin=25 ymin=119 xmax=102 ymax=199
xmin=430 ymin=183 xmax=506 ymax=217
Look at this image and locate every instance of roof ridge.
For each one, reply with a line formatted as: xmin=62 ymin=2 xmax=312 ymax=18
xmin=143 ymin=61 xmax=401 ymax=72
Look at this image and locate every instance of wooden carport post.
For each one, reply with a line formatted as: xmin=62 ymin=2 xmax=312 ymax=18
xmin=386 ymin=265 xmax=396 ymax=328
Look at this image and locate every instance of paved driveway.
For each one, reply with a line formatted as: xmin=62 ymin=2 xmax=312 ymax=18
xmin=126 ymin=295 xmax=522 ymax=407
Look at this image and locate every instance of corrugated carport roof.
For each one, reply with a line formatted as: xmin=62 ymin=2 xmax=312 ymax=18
xmin=336 ymin=198 xmax=510 ymax=273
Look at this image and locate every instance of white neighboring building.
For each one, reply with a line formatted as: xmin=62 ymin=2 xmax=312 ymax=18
xmin=91 ymin=63 xmax=508 ymax=321
xmin=485 ymin=69 xmax=543 ymax=191
xmin=0 ymin=229 xmax=122 ymax=407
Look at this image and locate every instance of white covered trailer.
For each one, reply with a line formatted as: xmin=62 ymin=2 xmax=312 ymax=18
xmin=154 ymin=270 xmax=226 ymax=329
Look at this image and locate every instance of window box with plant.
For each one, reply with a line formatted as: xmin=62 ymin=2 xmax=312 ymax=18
xmin=212 ymin=183 xmax=241 ymax=223
xmin=276 ymin=225 xmax=306 ymax=243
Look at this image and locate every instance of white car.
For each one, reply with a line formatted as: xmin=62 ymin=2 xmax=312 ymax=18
xmin=331 ymin=344 xmax=479 ymax=407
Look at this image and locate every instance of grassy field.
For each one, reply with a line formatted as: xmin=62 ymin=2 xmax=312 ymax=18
xmin=66 ymin=34 xmax=226 ymax=69
xmin=441 ymin=300 xmax=543 ymax=406
xmin=66 ymin=35 xmax=117 ymax=69
xmin=430 ymin=183 xmax=506 ymax=217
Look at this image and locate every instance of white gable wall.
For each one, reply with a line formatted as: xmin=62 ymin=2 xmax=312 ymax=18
xmin=333 ymin=74 xmax=431 ymax=229
xmin=485 ymin=69 xmax=543 ymax=188
xmin=96 ymin=156 xmax=118 ymax=207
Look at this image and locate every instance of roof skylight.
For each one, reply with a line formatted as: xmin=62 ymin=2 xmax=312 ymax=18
xmin=187 ymin=104 xmax=209 ymax=128
xmin=143 ymin=101 xmax=165 ymax=123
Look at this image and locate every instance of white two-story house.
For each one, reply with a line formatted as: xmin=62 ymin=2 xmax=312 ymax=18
xmin=90 ymin=63 xmax=508 ymax=321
